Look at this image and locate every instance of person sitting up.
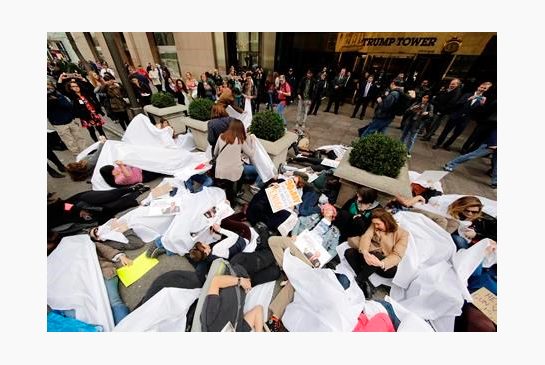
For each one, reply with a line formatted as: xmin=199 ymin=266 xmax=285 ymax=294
xmin=334 ymin=186 xmax=381 ymax=244
xmin=99 ymin=160 xmax=162 ymax=188
xmin=344 ymin=208 xmax=409 ymax=298
xmin=447 ymin=196 xmax=497 ymax=251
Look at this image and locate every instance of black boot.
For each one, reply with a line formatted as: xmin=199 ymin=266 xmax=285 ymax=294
xmin=47 ymin=165 xmax=65 ymax=178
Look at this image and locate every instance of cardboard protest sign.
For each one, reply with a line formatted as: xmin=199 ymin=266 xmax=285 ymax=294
xmin=471 ymin=287 xmax=497 ymax=324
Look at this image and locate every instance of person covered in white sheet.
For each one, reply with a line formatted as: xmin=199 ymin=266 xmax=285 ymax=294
xmin=344 ymin=208 xmax=408 ymax=298
xmin=99 ymin=160 xmax=162 ymax=188
xmin=213 ymin=119 xmax=256 ymax=206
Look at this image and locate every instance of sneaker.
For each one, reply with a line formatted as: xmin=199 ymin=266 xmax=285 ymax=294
xmin=265 ymin=316 xmax=287 ymax=332
xmin=406 ymin=154 xmax=411 ymax=158
xmin=150 ymin=247 xmax=166 ymax=259
xmin=443 ymin=165 xmax=453 ymax=172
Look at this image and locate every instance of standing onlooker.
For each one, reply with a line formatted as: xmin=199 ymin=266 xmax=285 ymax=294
xmin=197 ymin=73 xmax=216 ymax=100
xmin=148 ymin=65 xmax=162 ymax=92
xmin=351 ymin=75 xmax=378 ymax=120
xmin=400 ymin=93 xmax=434 ymax=157
xmin=213 ymin=119 xmax=255 ymax=206
xmin=359 ymin=79 xmax=404 ymax=137
xmin=129 ymin=75 xmax=153 ymax=107
xmin=295 ymin=70 xmax=316 ymax=133
xmin=65 ymin=80 xmax=106 ymax=142
xmin=265 ymin=72 xmax=277 ymax=111
xmin=174 ymin=79 xmax=188 ymax=105
xmin=324 ymin=68 xmax=347 ymax=114
xmin=185 ymin=72 xmax=198 ymax=100
xmin=253 ymin=67 xmax=264 ymax=112
xmin=309 ymin=72 xmax=328 ymax=116
xmin=242 ymin=71 xmax=257 ymax=113
xmin=101 ymin=73 xmax=130 ymax=130
xmin=47 ymin=80 xmax=86 ymax=156
xmin=99 ymin=62 xmax=115 ymax=79
xmin=399 ymin=79 xmax=430 ymax=130
xmin=286 ymin=67 xmax=297 ymax=105
xmin=432 ymin=82 xmax=492 ymax=151
xmin=275 ymin=75 xmax=291 ymax=126
xmin=421 ymin=78 xmax=462 ymax=141
xmin=460 ymin=97 xmax=497 ymax=154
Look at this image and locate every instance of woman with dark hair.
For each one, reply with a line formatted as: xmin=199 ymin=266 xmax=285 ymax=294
xmin=65 ymin=80 xmax=106 ymax=142
xmin=344 ymin=208 xmax=408 ymax=297
xmin=129 ymin=75 xmax=152 ymax=107
xmin=100 ymin=73 xmax=130 ymax=130
xmin=174 ymin=79 xmax=188 ymax=105
xmin=447 ymin=196 xmax=496 ymax=250
xmin=334 ymin=186 xmax=381 ymax=244
xmin=213 ymin=119 xmax=255 ymax=205
xmin=99 ymin=160 xmax=162 ymax=188
xmin=197 ymin=73 xmax=216 ymax=100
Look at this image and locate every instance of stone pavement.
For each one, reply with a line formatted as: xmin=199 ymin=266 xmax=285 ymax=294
xmin=47 ymin=100 xmax=496 ymax=310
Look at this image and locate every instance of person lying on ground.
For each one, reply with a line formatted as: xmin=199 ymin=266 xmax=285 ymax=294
xmin=65 ymin=135 xmax=107 ymax=181
xmin=99 ymin=160 xmax=162 ymax=188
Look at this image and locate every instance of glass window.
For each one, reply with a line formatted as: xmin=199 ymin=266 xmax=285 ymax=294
xmin=236 ymin=32 xmax=260 ymax=68
xmin=153 ymin=33 xmax=180 ymax=79
xmin=89 ymin=32 xmax=104 ymax=60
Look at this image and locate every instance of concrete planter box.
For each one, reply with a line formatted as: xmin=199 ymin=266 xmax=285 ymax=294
xmin=258 ymin=131 xmax=298 ymax=169
xmin=333 ymin=147 xmax=412 ymax=208
xmin=144 ymin=103 xmax=188 ymax=135
xmin=184 ymin=117 xmax=209 ymax=151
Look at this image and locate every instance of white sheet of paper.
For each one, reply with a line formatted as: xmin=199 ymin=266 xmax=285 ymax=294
xmin=293 ymin=229 xmax=333 ymax=268
xmin=321 ymin=158 xmax=340 ymax=168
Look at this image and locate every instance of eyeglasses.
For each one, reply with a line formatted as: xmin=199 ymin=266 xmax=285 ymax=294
xmin=464 ymin=208 xmax=481 ymax=214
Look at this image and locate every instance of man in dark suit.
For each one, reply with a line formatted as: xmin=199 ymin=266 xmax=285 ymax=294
xmin=324 ymin=68 xmax=347 ymax=114
xmin=351 ymin=75 xmax=378 ymax=120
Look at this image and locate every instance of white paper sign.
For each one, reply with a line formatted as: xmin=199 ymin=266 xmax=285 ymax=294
xmin=293 ymin=229 xmax=333 ymax=268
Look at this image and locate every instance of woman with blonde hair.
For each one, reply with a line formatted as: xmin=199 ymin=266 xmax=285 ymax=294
xmin=213 ymin=119 xmax=255 ymax=205
xmin=185 ymin=72 xmax=198 ymax=99
xmin=447 ymin=196 xmax=496 ymax=250
xmin=344 ymin=208 xmax=408 ymax=297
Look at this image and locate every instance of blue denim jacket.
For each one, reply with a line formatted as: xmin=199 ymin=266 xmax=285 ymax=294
xmin=292 ymin=214 xmax=340 ymax=258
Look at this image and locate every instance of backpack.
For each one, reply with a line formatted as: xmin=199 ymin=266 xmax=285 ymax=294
xmin=392 ymin=90 xmax=414 ymax=116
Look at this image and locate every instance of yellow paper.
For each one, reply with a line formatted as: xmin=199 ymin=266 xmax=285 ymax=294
xmin=116 ymin=252 xmax=159 ymax=287
xmin=471 ymin=287 xmax=497 ymax=324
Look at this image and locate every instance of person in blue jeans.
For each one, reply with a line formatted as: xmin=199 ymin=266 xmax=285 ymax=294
xmin=185 ymin=173 xmax=214 ymax=193
xmin=93 ymin=240 xmax=133 ymax=325
xmin=400 ymin=94 xmax=434 ymax=156
xmin=360 ymin=79 xmax=405 ymax=138
xmin=443 ymin=127 xmax=497 ymax=188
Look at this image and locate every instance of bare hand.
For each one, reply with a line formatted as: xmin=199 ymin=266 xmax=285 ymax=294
xmin=376 ymin=97 xmax=382 ymax=104
xmin=114 ymin=160 xmax=123 ymax=165
xmin=464 ymin=228 xmax=477 ymax=239
xmin=239 ymin=277 xmax=252 ymax=292
xmin=485 ymin=240 xmax=497 ymax=255
xmin=212 ymin=223 xmax=221 ymax=233
xmin=120 ymin=256 xmax=133 ymax=266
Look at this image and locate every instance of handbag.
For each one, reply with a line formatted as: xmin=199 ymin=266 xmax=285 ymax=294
xmin=209 ymin=142 xmax=228 ymax=177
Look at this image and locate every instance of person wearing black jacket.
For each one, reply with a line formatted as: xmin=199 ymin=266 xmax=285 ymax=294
xmin=324 ymin=68 xmax=347 ymax=114
xmin=433 ymin=82 xmax=492 ymax=151
xmin=351 ymin=75 xmax=378 ymax=120
xmin=295 ymin=70 xmax=316 ymax=133
xmin=421 ymin=78 xmax=462 ymax=141
xmin=309 ymin=72 xmax=328 ymax=116
xmin=129 ymin=74 xmax=152 ymax=107
xmin=460 ymin=97 xmax=497 ymax=154
xmin=359 ymin=79 xmax=405 ymax=137
xmin=65 ymin=80 xmax=106 ymax=142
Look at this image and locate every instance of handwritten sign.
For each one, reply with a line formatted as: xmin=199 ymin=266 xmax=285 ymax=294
xmin=471 ymin=287 xmax=497 ymax=324
xmin=265 ymin=179 xmax=302 ymax=213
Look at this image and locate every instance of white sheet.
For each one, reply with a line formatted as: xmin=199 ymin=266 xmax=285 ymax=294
xmin=243 ymin=281 xmax=275 ymax=323
xmin=250 ymin=136 xmax=276 ymax=182
xmin=408 ymin=170 xmax=445 ymax=193
xmin=226 ymin=97 xmax=252 ymax=130
xmin=282 ymin=248 xmax=364 ymax=332
xmin=47 ymin=235 xmax=115 ymax=332
xmin=384 ymin=296 xmax=435 ymax=332
xmin=76 ymin=141 xmax=100 ymax=162
xmin=113 ymin=288 xmax=200 ymax=332
xmin=122 ymin=114 xmax=179 ymax=149
xmin=162 ymin=187 xmax=229 ymax=255
xmin=90 ymin=140 xmax=209 ymax=190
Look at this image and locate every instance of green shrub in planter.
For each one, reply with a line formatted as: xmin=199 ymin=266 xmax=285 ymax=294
xmin=151 ymin=92 xmax=176 ymax=108
xmin=349 ymin=133 xmax=407 ymax=178
xmin=249 ymin=110 xmax=285 ymax=142
xmin=188 ymin=98 xmax=215 ymax=121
